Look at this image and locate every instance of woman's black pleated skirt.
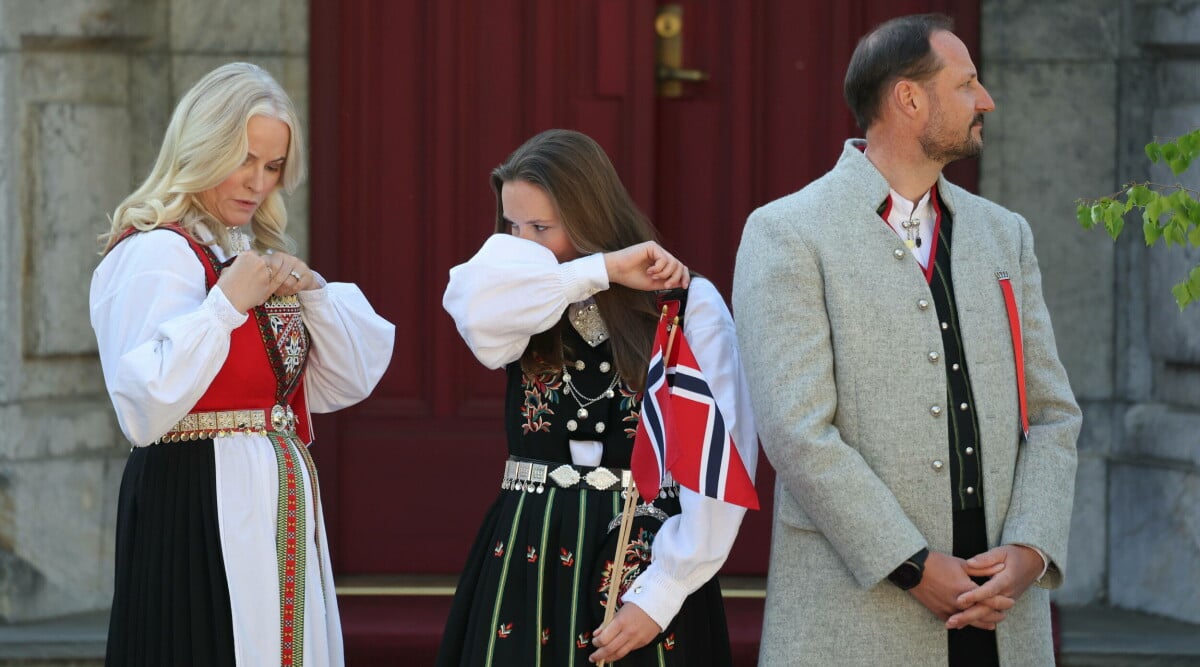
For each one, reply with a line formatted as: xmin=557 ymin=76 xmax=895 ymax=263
xmin=106 ymin=440 xmax=236 ymax=667
xmin=437 ymin=485 xmax=732 ymax=667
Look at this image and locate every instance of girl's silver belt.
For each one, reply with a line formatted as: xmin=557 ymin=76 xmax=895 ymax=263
xmin=501 ymin=456 xmax=677 ymax=495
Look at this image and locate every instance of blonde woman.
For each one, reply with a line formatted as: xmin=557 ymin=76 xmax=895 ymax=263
xmin=90 ymin=62 xmax=394 ymax=666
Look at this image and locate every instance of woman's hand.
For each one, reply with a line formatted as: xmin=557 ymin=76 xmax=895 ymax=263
xmin=603 ymin=241 xmax=690 ymax=291
xmin=262 ymin=250 xmax=320 ymax=296
xmin=216 ymin=251 xmax=275 ymax=313
xmin=589 ymin=602 xmax=662 ymax=663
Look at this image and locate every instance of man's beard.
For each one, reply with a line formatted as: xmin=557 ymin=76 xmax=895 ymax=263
xmin=920 ymin=109 xmax=985 ymax=163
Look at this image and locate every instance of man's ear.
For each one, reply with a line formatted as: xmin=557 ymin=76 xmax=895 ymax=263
xmin=891 ymin=79 xmax=924 ymax=120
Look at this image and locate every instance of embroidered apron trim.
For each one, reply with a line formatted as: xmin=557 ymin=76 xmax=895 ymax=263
xmin=271 ymin=432 xmax=307 ymax=667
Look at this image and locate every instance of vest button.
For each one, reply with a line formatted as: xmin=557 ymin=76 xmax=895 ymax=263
xmin=894 ymin=249 xmax=905 ymax=259
xmin=928 ymin=352 xmax=940 ymax=363
xmin=932 ymin=460 xmax=945 ymax=471
xmin=930 ymin=405 xmax=942 ymax=417
xmin=918 ymin=299 xmax=930 ymax=310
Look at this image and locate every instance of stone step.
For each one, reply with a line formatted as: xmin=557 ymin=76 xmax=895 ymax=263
xmin=0 ymin=600 xmax=1197 ymax=666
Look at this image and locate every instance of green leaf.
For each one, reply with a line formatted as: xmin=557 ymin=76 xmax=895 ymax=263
xmin=1144 ymin=219 xmax=1163 ymax=246
xmin=1126 ymin=184 xmax=1153 ymax=208
xmin=1091 ymin=203 xmax=1106 ymax=227
xmin=1172 ymin=281 xmax=1190 ymax=310
xmin=1145 ymin=193 xmax=1168 ymax=224
xmin=1166 ymin=218 xmax=1188 ymax=246
xmin=1190 ymin=225 xmax=1200 ymax=247
xmin=1077 ymin=204 xmax=1095 ymax=228
xmin=1146 ymin=142 xmax=1162 ymax=163
xmin=1163 ymin=143 xmax=1180 ymax=162
xmin=1104 ymin=205 xmax=1125 ymax=240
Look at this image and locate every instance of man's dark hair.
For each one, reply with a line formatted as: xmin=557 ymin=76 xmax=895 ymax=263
xmin=844 ymin=13 xmax=955 ymax=131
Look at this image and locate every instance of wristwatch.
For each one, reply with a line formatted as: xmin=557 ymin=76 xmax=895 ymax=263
xmin=887 ymin=548 xmax=929 ymax=590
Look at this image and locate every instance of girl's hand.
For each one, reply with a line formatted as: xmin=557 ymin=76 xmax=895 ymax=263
xmin=589 ymin=602 xmax=662 ymax=663
xmin=603 ymin=241 xmax=690 ymax=291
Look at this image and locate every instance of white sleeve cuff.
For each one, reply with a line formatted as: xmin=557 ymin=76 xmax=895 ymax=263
xmin=558 ymin=252 xmax=609 ymax=302
xmin=620 ymin=566 xmax=690 ymax=632
xmin=204 ymin=286 xmax=249 ymax=331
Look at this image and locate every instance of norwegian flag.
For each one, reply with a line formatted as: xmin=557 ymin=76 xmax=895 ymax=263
xmin=631 ymin=305 xmax=759 ymax=510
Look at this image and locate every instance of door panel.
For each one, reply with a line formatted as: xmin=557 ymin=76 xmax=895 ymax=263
xmin=310 ymin=0 xmax=980 ymax=577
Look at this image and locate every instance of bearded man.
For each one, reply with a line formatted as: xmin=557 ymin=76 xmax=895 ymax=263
xmin=733 ymin=13 xmax=1080 ymax=667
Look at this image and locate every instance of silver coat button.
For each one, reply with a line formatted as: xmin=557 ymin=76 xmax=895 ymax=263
xmin=941 ymin=322 xmax=949 ymax=330
xmin=930 ymin=405 xmax=942 ymax=416
xmin=918 ymin=299 xmax=930 ymax=310
xmin=929 ymin=352 xmax=940 ymax=363
xmin=966 ymin=486 xmax=976 ymax=495
xmin=965 ymin=447 xmax=975 ymax=455
xmin=960 ymin=402 xmax=969 ymax=411
xmin=952 ymin=363 xmax=960 ymax=371
xmin=894 ymin=249 xmax=906 ymax=259
xmin=932 ymin=460 xmax=945 ymax=471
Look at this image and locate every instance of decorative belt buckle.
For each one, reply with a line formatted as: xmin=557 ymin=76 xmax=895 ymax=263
xmin=584 ymin=467 xmax=619 ymax=491
xmin=271 ymin=404 xmax=296 ymax=432
xmin=549 ymin=465 xmax=581 ymax=488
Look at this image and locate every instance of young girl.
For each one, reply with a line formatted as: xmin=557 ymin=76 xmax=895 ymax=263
xmin=439 ymin=129 xmax=756 ymax=666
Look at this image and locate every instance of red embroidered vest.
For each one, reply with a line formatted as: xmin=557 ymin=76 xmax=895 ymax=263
xmin=112 ymin=224 xmax=314 ymax=443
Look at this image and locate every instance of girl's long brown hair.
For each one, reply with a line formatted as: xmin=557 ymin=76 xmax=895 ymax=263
xmin=492 ymin=129 xmax=660 ymax=390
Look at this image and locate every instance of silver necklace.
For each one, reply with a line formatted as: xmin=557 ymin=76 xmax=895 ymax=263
xmin=562 ymin=362 xmax=618 ymax=422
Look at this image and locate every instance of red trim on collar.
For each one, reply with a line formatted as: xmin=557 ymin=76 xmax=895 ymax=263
xmin=924 ymin=184 xmax=943 ymax=284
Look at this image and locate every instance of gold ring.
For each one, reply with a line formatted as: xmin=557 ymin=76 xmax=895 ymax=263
xmin=290 ymin=270 xmax=302 ymax=281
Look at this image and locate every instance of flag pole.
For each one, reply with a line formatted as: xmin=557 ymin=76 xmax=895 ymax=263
xmin=597 ymin=310 xmax=678 ymax=666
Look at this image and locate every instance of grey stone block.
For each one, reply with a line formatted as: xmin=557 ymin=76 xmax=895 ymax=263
xmin=982 ymin=0 xmax=1121 ymax=62
xmin=0 ymin=398 xmax=125 ymax=461
xmin=1078 ymin=400 xmax=1118 ymax=455
xmin=27 ymin=102 xmax=130 ymax=357
xmin=169 ymin=0 xmax=307 ymax=55
xmin=1109 ymin=464 xmax=1200 ymax=624
xmin=1135 ymin=0 xmax=1200 ymax=55
xmin=1056 ymin=454 xmax=1107 ymax=605
xmin=0 ymin=457 xmax=123 ymax=621
xmin=979 ymin=62 xmax=1118 ymax=400
xmin=1124 ymin=403 xmax=1200 ymax=467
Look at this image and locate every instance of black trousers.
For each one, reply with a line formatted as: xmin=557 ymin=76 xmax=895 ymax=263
xmin=949 ymin=507 xmax=1000 ymax=666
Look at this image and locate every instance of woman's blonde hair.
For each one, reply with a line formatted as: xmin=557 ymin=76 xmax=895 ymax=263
xmin=492 ymin=129 xmax=661 ymax=390
xmin=101 ymin=62 xmax=305 ymax=254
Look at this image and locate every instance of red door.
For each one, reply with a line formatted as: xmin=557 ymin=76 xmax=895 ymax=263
xmin=309 ymin=0 xmax=978 ymax=658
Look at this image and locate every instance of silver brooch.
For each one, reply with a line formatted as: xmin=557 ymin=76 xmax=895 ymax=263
xmin=568 ymin=298 xmax=609 ymax=348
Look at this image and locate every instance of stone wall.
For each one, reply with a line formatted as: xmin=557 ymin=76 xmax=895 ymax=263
xmin=981 ymin=0 xmax=1200 ymax=623
xmin=0 ymin=0 xmax=308 ymax=621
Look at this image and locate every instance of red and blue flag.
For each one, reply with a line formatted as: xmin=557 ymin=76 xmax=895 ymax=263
xmin=631 ymin=306 xmax=758 ymax=510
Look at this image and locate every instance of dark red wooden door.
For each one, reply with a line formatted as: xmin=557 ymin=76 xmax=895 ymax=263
xmin=310 ymin=0 xmax=979 ymax=580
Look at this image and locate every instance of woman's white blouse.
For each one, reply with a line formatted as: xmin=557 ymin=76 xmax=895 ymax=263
xmin=90 ymin=227 xmax=396 ymax=447
xmin=443 ymin=233 xmax=759 ymax=630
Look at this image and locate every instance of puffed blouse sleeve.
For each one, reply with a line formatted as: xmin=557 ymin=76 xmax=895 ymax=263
xmin=619 ymin=277 xmax=760 ymax=630
xmin=442 ymin=234 xmax=610 ymax=368
xmin=296 ymin=280 xmax=396 ymax=413
xmin=90 ymin=230 xmax=249 ymax=447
